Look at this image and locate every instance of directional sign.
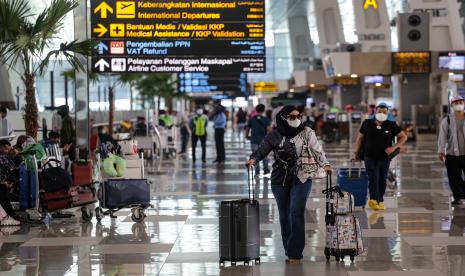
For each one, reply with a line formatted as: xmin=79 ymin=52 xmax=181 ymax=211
xmin=93 ymin=23 xmax=107 ymax=37
xmin=95 ymin=42 xmax=109 ymax=54
xmin=94 ymin=1 xmax=113 ymax=19
xmin=90 ymin=0 xmax=265 ymax=73
xmin=95 ymin=58 xmax=110 ymax=72
xmin=178 ymin=73 xmax=249 ymax=95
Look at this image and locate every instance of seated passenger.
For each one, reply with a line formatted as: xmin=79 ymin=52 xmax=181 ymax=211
xmin=0 ymin=140 xmax=21 ymax=223
xmin=134 ymin=117 xmax=148 ymax=136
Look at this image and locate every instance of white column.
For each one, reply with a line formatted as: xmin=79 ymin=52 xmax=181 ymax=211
xmin=409 ymin=0 xmax=465 ymax=50
xmin=314 ymin=0 xmax=346 ymax=55
xmin=352 ymin=0 xmax=392 ymax=52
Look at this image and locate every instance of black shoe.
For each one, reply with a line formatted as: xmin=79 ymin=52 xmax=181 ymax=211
xmin=263 ymin=168 xmax=270 ymax=174
xmin=212 ymin=160 xmax=218 ymax=163
xmin=202 ymin=159 xmax=206 ymax=163
xmin=452 ymin=200 xmax=462 ymax=205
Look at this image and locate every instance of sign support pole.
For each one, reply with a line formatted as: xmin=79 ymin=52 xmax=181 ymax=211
xmin=74 ymin=0 xmax=90 ymax=157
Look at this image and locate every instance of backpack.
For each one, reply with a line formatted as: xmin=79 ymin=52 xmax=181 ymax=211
xmin=194 ymin=116 xmax=206 ymax=136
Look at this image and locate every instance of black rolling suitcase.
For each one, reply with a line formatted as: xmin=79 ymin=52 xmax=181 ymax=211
xmin=219 ymin=166 xmax=260 ymax=266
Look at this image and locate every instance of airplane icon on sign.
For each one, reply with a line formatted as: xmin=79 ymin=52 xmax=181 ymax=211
xmin=116 ymin=1 xmax=135 ymax=19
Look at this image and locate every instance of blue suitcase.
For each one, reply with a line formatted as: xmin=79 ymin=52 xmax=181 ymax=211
xmin=101 ymin=179 xmax=150 ymax=209
xmin=337 ymin=166 xmax=368 ymax=207
xmin=19 ymin=164 xmax=37 ymax=209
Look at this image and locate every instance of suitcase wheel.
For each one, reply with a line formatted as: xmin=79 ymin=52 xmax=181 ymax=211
xmin=350 ymin=255 xmax=355 ymax=262
xmin=95 ymin=207 xmax=104 ymax=222
xmin=81 ymin=207 xmax=93 ymax=222
xmin=231 ymin=262 xmax=236 ymax=266
xmin=131 ymin=207 xmax=146 ymax=223
xmin=219 ymin=261 xmax=225 ymax=266
xmin=335 ymin=254 xmax=340 ymax=262
xmin=255 ymin=258 xmax=260 ymax=265
xmin=244 ymin=261 xmax=249 ymax=266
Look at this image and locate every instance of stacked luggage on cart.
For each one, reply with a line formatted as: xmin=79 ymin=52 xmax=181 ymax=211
xmin=95 ymin=140 xmax=152 ymax=223
xmin=323 ymin=174 xmax=364 ymax=262
xmin=18 ymin=143 xmax=97 ymax=222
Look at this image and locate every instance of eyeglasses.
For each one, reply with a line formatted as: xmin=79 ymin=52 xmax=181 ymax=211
xmin=287 ymin=114 xmax=302 ymax=120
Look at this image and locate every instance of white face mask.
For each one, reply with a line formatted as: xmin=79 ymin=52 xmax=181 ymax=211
xmin=196 ymin=109 xmax=203 ymax=115
xmin=287 ymin=119 xmax=301 ymax=128
xmin=453 ymin=104 xmax=464 ymax=112
xmin=375 ymin=113 xmax=388 ymax=122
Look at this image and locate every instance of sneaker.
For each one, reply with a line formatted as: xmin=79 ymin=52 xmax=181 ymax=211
xmin=0 ymin=216 xmax=20 ymax=226
xmin=368 ymin=199 xmax=380 ymax=211
xmin=369 ymin=213 xmax=382 ymax=225
xmin=378 ymin=202 xmax=386 ymax=211
xmin=1 ymin=226 xmax=20 ymax=235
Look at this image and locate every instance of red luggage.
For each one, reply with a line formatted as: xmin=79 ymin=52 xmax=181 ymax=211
xmin=41 ymin=190 xmax=72 ymax=211
xmin=72 ymin=162 xmax=93 ymax=186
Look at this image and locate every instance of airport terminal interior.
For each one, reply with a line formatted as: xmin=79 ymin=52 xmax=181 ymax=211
xmin=2 ymin=0 xmax=465 ymax=275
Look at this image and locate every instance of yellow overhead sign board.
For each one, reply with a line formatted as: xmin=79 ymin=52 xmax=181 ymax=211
xmin=254 ymin=82 xmax=278 ymax=92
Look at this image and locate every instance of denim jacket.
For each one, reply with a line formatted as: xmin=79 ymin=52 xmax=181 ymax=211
xmin=438 ymin=113 xmax=465 ymax=156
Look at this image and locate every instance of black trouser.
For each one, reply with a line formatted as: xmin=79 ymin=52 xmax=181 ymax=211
xmin=192 ymin=135 xmax=207 ymax=162
xmin=365 ymin=158 xmax=390 ymax=202
xmin=445 ymin=155 xmax=465 ymax=201
xmin=180 ymin=127 xmax=190 ymax=153
xmin=0 ymin=185 xmax=15 ymax=217
xmin=214 ymin=128 xmax=226 ymax=162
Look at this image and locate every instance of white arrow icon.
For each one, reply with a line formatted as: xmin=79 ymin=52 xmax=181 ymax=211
xmin=95 ymin=59 xmax=110 ymax=72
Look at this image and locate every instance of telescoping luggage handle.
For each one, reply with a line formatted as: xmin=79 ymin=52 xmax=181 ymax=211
xmin=247 ymin=165 xmax=256 ymax=202
xmin=349 ymin=159 xmax=363 ymax=178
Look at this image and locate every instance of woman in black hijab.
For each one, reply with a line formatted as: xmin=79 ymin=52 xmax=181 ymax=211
xmin=246 ymin=105 xmax=332 ymax=264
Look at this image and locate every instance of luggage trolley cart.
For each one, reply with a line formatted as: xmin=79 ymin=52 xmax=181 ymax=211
xmin=43 ymin=144 xmax=98 ymax=222
xmin=94 ymin=152 xmax=153 ymax=223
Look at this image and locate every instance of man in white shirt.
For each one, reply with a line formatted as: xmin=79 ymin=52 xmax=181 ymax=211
xmin=0 ymin=107 xmax=13 ymax=137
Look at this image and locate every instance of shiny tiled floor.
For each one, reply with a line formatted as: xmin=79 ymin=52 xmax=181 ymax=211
xmin=0 ymin=131 xmax=463 ymax=275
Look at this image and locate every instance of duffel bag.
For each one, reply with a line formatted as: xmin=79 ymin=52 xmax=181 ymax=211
xmin=40 ymin=159 xmax=72 ymax=193
xmin=102 ymin=179 xmax=150 ymax=209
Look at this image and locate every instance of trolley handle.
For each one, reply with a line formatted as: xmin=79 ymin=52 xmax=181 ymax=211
xmin=349 ymin=159 xmax=363 ymax=178
xmin=247 ymin=165 xmax=256 ymax=202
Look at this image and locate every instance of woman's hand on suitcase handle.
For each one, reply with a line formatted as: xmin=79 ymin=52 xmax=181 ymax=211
xmin=324 ymin=165 xmax=332 ymax=174
xmin=245 ymin=159 xmax=256 ymax=167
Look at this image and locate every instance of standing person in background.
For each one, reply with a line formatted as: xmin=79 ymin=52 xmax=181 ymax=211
xmin=265 ymin=109 xmax=273 ymax=121
xmin=57 ymin=105 xmax=75 ymax=161
xmin=234 ymin=108 xmax=248 ymax=142
xmin=159 ymin=110 xmax=173 ymax=129
xmin=190 ymin=107 xmax=208 ymax=164
xmin=179 ymin=112 xmax=191 ymax=155
xmin=244 ymin=104 xmax=272 ymax=174
xmin=353 ymin=102 xmax=407 ymax=211
xmin=272 ymin=102 xmax=284 ymax=127
xmin=212 ymin=101 xmax=227 ymax=164
xmin=438 ymin=96 xmax=465 ymax=205
xmin=0 ymin=107 xmax=13 ymax=138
